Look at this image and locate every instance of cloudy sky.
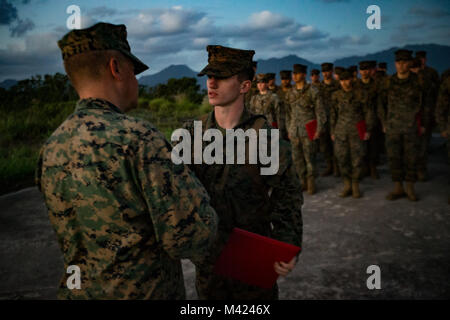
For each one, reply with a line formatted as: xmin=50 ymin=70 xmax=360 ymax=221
xmin=0 ymin=0 xmax=449 ymax=81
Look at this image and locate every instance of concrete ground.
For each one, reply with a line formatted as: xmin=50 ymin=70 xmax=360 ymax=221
xmin=0 ymin=136 xmax=449 ymax=300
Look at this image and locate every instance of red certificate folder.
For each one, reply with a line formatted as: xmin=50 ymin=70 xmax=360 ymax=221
xmin=356 ymin=120 xmax=366 ymax=140
xmin=271 ymin=121 xmax=278 ymax=129
xmin=213 ymin=228 xmax=301 ymax=289
xmin=305 ymin=119 xmax=317 ymax=141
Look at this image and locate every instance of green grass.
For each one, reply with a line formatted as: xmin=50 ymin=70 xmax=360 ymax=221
xmin=0 ymin=97 xmax=212 ymax=195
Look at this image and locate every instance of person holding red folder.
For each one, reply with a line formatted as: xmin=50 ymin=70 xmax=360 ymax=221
xmin=330 ymin=69 xmax=374 ymax=198
xmin=286 ymin=64 xmax=326 ymax=195
xmin=181 ymin=45 xmax=303 ymax=300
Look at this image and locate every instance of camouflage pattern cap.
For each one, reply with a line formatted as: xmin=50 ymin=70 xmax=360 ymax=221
xmin=311 ymin=69 xmax=320 ymax=76
xmin=359 ymin=61 xmax=371 ymax=70
xmin=266 ymin=72 xmax=276 ymax=80
xmin=378 ymin=62 xmax=387 ymax=69
xmin=395 ymin=49 xmax=413 ymax=61
xmin=334 ymin=66 xmax=345 ymax=75
xmin=256 ymin=73 xmax=268 ymax=83
xmin=339 ymin=68 xmax=352 ymax=80
xmin=198 ymin=45 xmax=255 ymax=77
xmin=57 ymin=22 xmax=149 ymax=75
xmin=293 ymin=64 xmax=307 ymax=74
xmin=280 ymin=70 xmax=292 ymax=80
xmin=415 ymin=50 xmax=426 ymax=58
xmin=321 ymin=62 xmax=333 ymax=72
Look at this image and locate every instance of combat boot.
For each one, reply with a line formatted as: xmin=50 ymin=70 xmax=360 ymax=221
xmin=321 ymin=160 xmax=333 ymax=176
xmin=370 ymin=163 xmax=379 ymax=179
xmin=333 ymin=160 xmax=341 ymax=177
xmin=352 ymin=181 xmax=362 ymax=198
xmin=307 ymin=176 xmax=316 ymax=195
xmin=405 ymin=182 xmax=418 ymax=201
xmin=386 ymin=182 xmax=406 ymax=200
xmin=339 ymin=178 xmax=352 ymax=197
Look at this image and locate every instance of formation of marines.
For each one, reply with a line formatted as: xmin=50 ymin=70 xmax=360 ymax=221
xmin=248 ymin=49 xmax=447 ymax=203
xmin=36 ymin=21 xmax=448 ymax=300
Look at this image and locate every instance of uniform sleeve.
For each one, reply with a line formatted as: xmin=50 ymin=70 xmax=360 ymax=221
xmin=312 ymin=87 xmax=326 ymax=134
xmin=266 ymin=140 xmax=303 ymax=248
xmin=377 ymin=79 xmax=388 ymax=130
xmin=363 ymin=91 xmax=375 ymax=133
xmin=436 ymin=79 xmax=450 ymax=134
xmin=330 ymin=92 xmax=338 ymax=136
xmin=136 ymin=130 xmax=219 ymax=260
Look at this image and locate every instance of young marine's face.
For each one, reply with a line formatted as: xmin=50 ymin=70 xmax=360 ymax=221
xmin=268 ymin=79 xmax=275 ymax=87
xmin=322 ymin=71 xmax=332 ymax=81
xmin=359 ymin=69 xmax=370 ymax=80
xmin=292 ymin=72 xmax=305 ymax=83
xmin=257 ymin=81 xmax=268 ymax=93
xmin=395 ymin=60 xmax=410 ymax=75
xmin=207 ymin=75 xmax=243 ymax=107
xmin=311 ymin=74 xmax=320 ymax=83
xmin=340 ymin=79 xmax=352 ymax=91
xmin=281 ymin=79 xmax=291 ymax=88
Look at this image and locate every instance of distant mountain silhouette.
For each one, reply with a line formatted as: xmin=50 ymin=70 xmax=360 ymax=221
xmin=0 ymin=79 xmax=18 ymax=89
xmin=138 ymin=64 xmax=206 ymax=89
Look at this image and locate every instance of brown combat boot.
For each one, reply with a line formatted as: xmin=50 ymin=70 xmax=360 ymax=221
xmin=352 ymin=181 xmax=362 ymax=198
xmin=386 ymin=182 xmax=406 ymax=200
xmin=370 ymin=163 xmax=379 ymax=179
xmin=405 ymin=182 xmax=418 ymax=201
xmin=307 ymin=176 xmax=316 ymax=195
xmin=321 ymin=160 xmax=333 ymax=176
xmin=333 ymin=160 xmax=341 ymax=177
xmin=339 ymin=178 xmax=352 ymax=198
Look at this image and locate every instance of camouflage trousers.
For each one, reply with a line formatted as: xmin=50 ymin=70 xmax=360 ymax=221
xmin=195 ymin=263 xmax=278 ymax=300
xmin=385 ymin=133 xmax=419 ymax=182
xmin=334 ymin=133 xmax=366 ymax=182
xmin=367 ymin=120 xmax=383 ymax=164
xmin=291 ymin=136 xmax=318 ymax=179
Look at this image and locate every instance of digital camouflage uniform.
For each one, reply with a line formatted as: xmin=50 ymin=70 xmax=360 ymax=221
xmin=378 ymin=72 xmax=425 ymax=183
xmin=275 ymin=71 xmax=293 ymax=141
xmin=37 ymin=98 xmax=219 ymax=299
xmin=250 ymin=89 xmax=287 ymax=139
xmin=286 ymin=83 xmax=326 ymax=181
xmin=191 ymin=45 xmax=303 ymax=300
xmin=331 ymin=84 xmax=375 ymax=182
xmin=36 ymin=22 xmax=219 ymax=300
xmin=435 ymin=77 xmax=450 ymax=202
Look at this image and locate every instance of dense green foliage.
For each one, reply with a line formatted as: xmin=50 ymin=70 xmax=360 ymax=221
xmin=0 ymin=73 xmax=211 ymax=195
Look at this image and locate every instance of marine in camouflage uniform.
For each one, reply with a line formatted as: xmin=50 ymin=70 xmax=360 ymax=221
xmin=275 ymin=70 xmax=293 ymax=140
xmin=267 ymin=73 xmax=279 ymax=92
xmin=435 ymin=76 xmax=450 ymax=204
xmin=286 ymin=64 xmax=326 ymax=194
xmin=319 ymin=63 xmax=341 ymax=177
xmin=378 ymin=50 xmax=426 ymax=201
xmin=331 ymin=69 xmax=374 ymax=198
xmin=250 ymin=74 xmax=287 ymax=138
xmin=410 ymin=57 xmax=435 ymax=181
xmin=310 ymin=69 xmax=321 ymax=88
xmin=244 ymin=61 xmax=259 ymax=107
xmin=187 ymin=45 xmax=303 ymax=300
xmin=36 ymin=22 xmax=219 ymax=300
xmin=356 ymin=60 xmax=382 ymax=179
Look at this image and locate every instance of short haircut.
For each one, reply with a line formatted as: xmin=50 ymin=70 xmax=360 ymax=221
xmin=237 ymin=66 xmax=255 ymax=83
xmin=63 ymin=50 xmax=128 ymax=90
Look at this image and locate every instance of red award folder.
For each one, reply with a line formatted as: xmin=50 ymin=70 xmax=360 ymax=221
xmin=213 ymin=228 xmax=301 ymax=289
xmin=271 ymin=121 xmax=278 ymax=129
xmin=305 ymin=119 xmax=317 ymax=141
xmin=356 ymin=120 xmax=366 ymax=140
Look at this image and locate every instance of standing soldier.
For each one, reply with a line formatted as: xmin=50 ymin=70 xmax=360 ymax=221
xmin=276 ymin=70 xmax=294 ymax=140
xmin=320 ymin=62 xmax=341 ymax=176
xmin=36 ymin=22 xmax=219 ymax=299
xmin=356 ymin=60 xmax=381 ymax=179
xmin=378 ymin=62 xmax=388 ymax=76
xmin=349 ymin=65 xmax=358 ymax=82
xmin=250 ymin=74 xmax=287 ymax=138
xmin=287 ymin=64 xmax=326 ymax=194
xmin=183 ymin=45 xmax=303 ymax=300
xmin=369 ymin=61 xmax=378 ymax=79
xmin=378 ymin=49 xmax=426 ymax=201
xmin=310 ymin=69 xmax=321 ymax=88
xmin=334 ymin=66 xmax=345 ymax=81
xmin=244 ymin=61 xmax=259 ymax=107
xmin=410 ymin=58 xmax=434 ymax=181
xmin=267 ymin=73 xmax=278 ymax=92
xmin=435 ymin=76 xmax=450 ymax=204
xmin=331 ymin=69 xmax=374 ymax=198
